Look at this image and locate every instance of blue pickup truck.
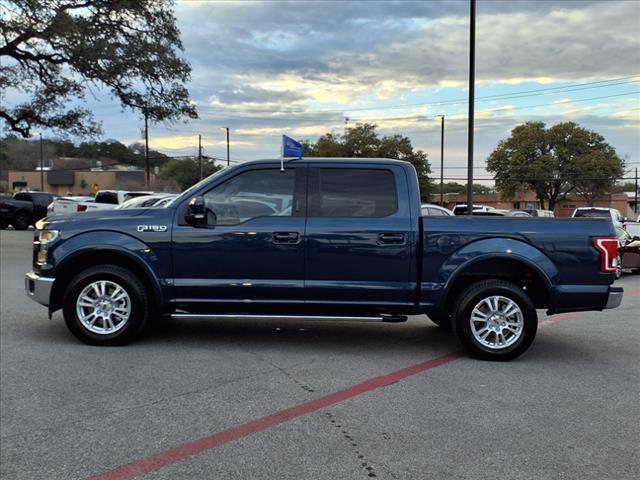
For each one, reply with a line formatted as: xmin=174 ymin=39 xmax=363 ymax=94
xmin=25 ymin=158 xmax=623 ymax=360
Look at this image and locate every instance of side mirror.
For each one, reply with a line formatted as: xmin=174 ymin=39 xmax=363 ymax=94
xmin=185 ymin=196 xmax=208 ymax=226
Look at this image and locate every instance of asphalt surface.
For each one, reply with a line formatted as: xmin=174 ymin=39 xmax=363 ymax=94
xmin=1 ymin=228 xmax=639 ymax=480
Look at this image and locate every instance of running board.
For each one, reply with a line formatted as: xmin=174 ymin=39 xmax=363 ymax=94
xmin=170 ymin=313 xmax=407 ymax=323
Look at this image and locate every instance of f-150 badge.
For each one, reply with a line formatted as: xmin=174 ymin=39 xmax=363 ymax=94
xmin=137 ymin=225 xmax=168 ymax=232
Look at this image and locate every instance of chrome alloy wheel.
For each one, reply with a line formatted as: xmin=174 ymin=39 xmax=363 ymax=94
xmin=75 ymin=280 xmax=131 ymax=335
xmin=470 ymin=295 xmax=524 ymax=350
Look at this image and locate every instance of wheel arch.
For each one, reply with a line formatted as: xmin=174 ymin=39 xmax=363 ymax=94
xmin=50 ymin=248 xmax=163 ymax=313
xmin=437 ymin=240 xmax=556 ymax=313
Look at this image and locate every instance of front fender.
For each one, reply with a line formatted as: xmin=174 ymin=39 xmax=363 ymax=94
xmin=46 ymin=230 xmax=167 ymax=307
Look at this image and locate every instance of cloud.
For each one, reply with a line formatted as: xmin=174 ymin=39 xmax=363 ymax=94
xmin=175 ymin=0 xmax=639 ymax=106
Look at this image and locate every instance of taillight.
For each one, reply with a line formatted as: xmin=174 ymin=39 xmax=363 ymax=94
xmin=77 ymin=204 xmax=88 ymax=212
xmin=593 ymin=237 xmax=618 ymax=273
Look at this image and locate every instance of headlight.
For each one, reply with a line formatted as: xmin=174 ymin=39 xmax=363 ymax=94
xmin=38 ymin=230 xmax=59 ymax=244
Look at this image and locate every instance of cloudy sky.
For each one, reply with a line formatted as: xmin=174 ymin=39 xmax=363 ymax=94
xmin=35 ymin=1 xmax=640 ymax=182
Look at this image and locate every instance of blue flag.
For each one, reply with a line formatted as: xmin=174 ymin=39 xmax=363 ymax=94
xmin=282 ymin=135 xmax=304 ymax=158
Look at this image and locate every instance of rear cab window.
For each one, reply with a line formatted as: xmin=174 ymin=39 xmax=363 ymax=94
xmin=14 ymin=192 xmax=32 ymax=202
xmin=95 ymin=191 xmax=118 ymax=204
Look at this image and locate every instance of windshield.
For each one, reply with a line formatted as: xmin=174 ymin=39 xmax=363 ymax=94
xmin=116 ymin=196 xmax=158 ymax=209
xmin=573 ymin=209 xmax=610 ymax=218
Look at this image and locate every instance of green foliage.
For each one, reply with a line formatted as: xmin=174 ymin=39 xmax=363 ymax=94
xmin=437 ymin=182 xmax=493 ymax=195
xmin=611 ymin=181 xmax=638 ymax=193
xmin=487 ymin=122 xmax=624 ymax=209
xmin=304 ymin=123 xmax=433 ymax=201
xmin=159 ymin=158 xmax=222 ymax=191
xmin=0 ymin=136 xmax=170 ymax=180
xmin=1 ymin=0 xmax=197 ymax=138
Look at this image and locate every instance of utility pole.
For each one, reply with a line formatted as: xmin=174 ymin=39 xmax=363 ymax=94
xmin=144 ymin=112 xmax=150 ymax=188
xmin=198 ymin=134 xmax=203 ymax=180
xmin=466 ymin=0 xmax=476 ymax=217
xmin=39 ymin=133 xmax=44 ymax=192
xmin=226 ymin=127 xmax=230 ymax=167
xmin=438 ymin=115 xmax=445 ymax=206
xmin=221 ymin=127 xmax=230 ymax=166
xmin=635 ymin=167 xmax=638 ymax=214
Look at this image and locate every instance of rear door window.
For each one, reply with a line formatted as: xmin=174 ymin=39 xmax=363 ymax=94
xmin=309 ymin=168 xmax=397 ymax=217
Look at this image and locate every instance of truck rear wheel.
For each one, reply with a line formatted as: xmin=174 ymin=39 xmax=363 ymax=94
xmin=451 ymin=280 xmax=537 ymax=361
xmin=62 ymin=265 xmax=149 ymax=346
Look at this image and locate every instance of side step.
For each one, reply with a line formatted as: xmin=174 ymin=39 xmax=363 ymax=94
xmin=171 ymin=313 xmax=407 ymax=323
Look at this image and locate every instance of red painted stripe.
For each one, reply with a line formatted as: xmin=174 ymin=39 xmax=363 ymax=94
xmin=86 ymin=286 xmax=639 ymax=480
xmin=538 ymin=312 xmax=575 ymax=328
xmin=86 ymin=351 xmax=462 ymax=480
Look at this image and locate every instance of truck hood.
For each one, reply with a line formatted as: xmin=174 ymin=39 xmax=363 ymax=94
xmin=38 ymin=208 xmax=149 ymax=229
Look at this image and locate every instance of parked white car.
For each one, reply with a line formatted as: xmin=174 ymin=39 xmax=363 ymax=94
xmin=50 ymin=190 xmax=156 ymax=214
xmin=421 ymin=203 xmax=453 ymax=216
xmin=116 ymin=194 xmax=177 ymax=209
xmin=452 ymin=204 xmax=495 ymax=215
xmin=47 ymin=196 xmax=95 ymax=214
xmin=573 ymin=207 xmax=629 ymax=278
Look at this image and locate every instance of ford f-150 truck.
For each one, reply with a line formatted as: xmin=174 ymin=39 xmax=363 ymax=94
xmin=25 ymin=158 xmax=623 ymax=360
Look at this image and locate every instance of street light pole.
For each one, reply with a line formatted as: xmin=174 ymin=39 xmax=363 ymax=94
xmin=438 ymin=115 xmax=445 ymax=206
xmin=466 ymin=0 xmax=476 ymax=216
xmin=635 ymin=167 xmax=638 ymax=214
xmin=224 ymin=127 xmax=230 ymax=166
xmin=39 ymin=133 xmax=44 ymax=192
xmin=198 ymin=134 xmax=203 ymax=180
xmin=144 ymin=112 xmax=150 ymax=188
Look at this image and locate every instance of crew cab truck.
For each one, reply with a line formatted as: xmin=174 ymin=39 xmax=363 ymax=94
xmin=25 ymin=158 xmax=623 ymax=360
xmin=0 ymin=191 xmax=58 ymax=230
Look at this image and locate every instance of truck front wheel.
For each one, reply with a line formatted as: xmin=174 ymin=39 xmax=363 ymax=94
xmin=452 ymin=280 xmax=537 ymax=361
xmin=12 ymin=211 xmax=31 ymax=230
xmin=62 ymin=265 xmax=149 ymax=346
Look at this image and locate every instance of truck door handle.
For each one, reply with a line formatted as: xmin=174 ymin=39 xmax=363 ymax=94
xmin=378 ymin=233 xmax=406 ymax=245
xmin=273 ymin=232 xmax=300 ymax=244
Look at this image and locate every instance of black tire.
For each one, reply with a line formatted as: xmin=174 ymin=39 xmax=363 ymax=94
xmin=62 ymin=265 xmax=149 ymax=346
xmin=426 ymin=312 xmax=451 ymax=329
xmin=11 ymin=211 xmax=31 ymax=230
xmin=0 ymin=219 xmax=8 ymax=229
xmin=451 ymin=279 xmax=537 ymax=361
xmin=632 ymin=268 xmax=640 ymax=275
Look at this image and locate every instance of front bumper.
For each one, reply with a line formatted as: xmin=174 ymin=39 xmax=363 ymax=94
xmin=25 ymin=271 xmax=54 ymax=307
xmin=604 ymin=286 xmax=624 ymax=309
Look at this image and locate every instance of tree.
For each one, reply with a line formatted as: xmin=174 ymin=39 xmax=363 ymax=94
xmin=304 ymin=123 xmax=433 ymax=201
xmin=1 ymin=0 xmax=197 ymax=138
xmin=159 ymin=158 xmax=221 ymax=191
xmin=611 ymin=181 xmax=638 ymax=194
xmin=487 ymin=122 xmax=624 ymax=210
xmin=567 ymin=151 xmax=625 ymax=206
xmin=440 ymin=182 xmax=493 ymax=195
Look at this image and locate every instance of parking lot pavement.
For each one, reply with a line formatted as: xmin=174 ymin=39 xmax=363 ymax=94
xmin=1 ymin=228 xmax=639 ymax=480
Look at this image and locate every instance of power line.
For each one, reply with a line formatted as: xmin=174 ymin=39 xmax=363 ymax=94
xmin=194 ymin=76 xmax=640 ymax=115
xmin=346 ymin=91 xmax=640 ymax=124
xmin=81 ymin=75 xmax=640 ymax=117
